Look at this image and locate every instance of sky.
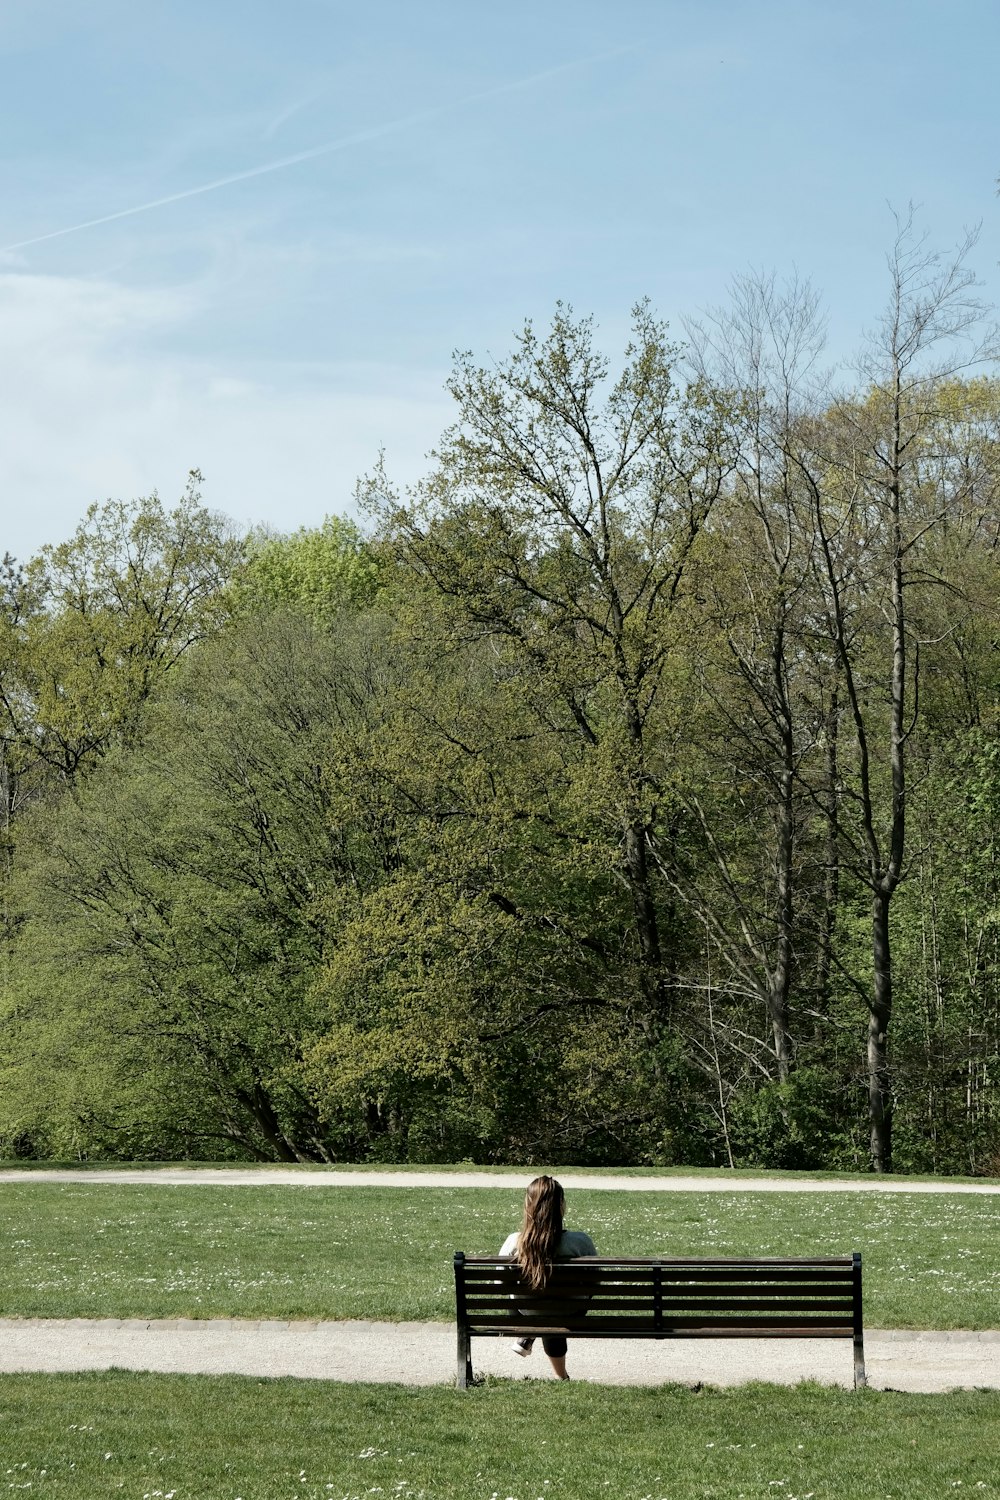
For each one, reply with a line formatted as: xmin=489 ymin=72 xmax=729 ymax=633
xmin=1 ymin=0 xmax=998 ymax=561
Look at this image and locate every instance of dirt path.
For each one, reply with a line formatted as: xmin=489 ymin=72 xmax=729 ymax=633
xmin=0 ymin=1317 xmax=995 ymax=1392
xmin=2 ymin=1168 xmax=999 ymax=1193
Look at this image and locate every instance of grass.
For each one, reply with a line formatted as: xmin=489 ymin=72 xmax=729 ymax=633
xmin=3 ymin=1183 xmax=1000 ymax=1326
xmin=1 ymin=1371 xmax=1000 ymax=1499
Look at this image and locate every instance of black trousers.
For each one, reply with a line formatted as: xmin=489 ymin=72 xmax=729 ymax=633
xmin=517 ymin=1335 xmax=567 ymax=1357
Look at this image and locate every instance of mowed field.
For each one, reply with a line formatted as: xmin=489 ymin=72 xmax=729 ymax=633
xmin=4 ymin=1372 xmax=1000 ymax=1500
xmin=2 ymin=1181 xmax=1000 ymax=1326
xmin=3 ymin=1176 xmax=1000 ymax=1498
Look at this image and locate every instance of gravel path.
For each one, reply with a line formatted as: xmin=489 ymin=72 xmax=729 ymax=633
xmin=0 ymin=1318 xmax=996 ymax=1392
xmin=2 ymin=1168 xmax=1000 ymax=1193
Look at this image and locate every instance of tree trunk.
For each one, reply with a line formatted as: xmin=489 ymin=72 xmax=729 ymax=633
xmin=867 ymin=422 xmax=905 ymax=1173
xmin=869 ymin=890 xmax=894 ymax=1171
xmin=624 ymin=817 xmax=670 ymax=1083
xmin=769 ymin=761 xmax=795 ymax=1082
xmin=815 ymin=687 xmax=840 ymax=1034
xmin=237 ymin=1083 xmax=306 ymax=1163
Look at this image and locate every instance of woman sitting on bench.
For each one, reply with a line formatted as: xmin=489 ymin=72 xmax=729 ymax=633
xmin=499 ymin=1175 xmax=597 ymax=1380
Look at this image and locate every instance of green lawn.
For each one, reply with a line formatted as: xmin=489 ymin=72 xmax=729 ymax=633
xmin=1 ymin=1372 xmax=999 ymax=1499
xmin=3 ymin=1183 xmax=999 ymax=1326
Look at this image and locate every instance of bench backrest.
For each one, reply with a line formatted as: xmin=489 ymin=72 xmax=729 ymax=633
xmin=454 ymin=1254 xmax=862 ymax=1336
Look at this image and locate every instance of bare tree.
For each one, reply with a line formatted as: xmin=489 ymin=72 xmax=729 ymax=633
xmin=800 ymin=210 xmax=996 ymax=1170
xmin=680 ymin=273 xmax=828 ymax=1082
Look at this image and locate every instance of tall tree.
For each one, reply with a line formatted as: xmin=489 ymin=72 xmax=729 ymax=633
xmin=370 ymin=303 xmax=737 ymax=1060
xmin=799 ymin=215 xmax=997 ymax=1169
xmin=682 ymin=272 xmax=829 ymax=1083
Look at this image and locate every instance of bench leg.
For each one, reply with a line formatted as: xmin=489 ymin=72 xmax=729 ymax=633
xmin=853 ymin=1331 xmax=867 ymax=1389
xmin=457 ymin=1327 xmax=473 ymax=1390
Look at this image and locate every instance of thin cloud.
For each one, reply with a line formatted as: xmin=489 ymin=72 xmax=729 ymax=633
xmin=262 ymin=87 xmax=328 ymax=141
xmin=3 ymin=47 xmax=634 ymax=254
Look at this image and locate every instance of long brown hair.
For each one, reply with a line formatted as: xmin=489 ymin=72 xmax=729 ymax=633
xmin=516 ymin=1175 xmax=564 ymax=1291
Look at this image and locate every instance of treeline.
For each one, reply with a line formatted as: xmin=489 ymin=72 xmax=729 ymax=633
xmin=3 ymin=228 xmax=1000 ymax=1172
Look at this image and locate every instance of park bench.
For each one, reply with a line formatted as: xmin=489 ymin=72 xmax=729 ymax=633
xmin=453 ymin=1252 xmax=865 ymax=1389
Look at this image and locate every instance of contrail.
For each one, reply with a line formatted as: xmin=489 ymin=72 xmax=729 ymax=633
xmin=2 ymin=48 xmax=633 ymax=254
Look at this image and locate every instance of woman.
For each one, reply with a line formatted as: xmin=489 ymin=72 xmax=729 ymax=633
xmin=498 ymin=1174 xmax=597 ymax=1380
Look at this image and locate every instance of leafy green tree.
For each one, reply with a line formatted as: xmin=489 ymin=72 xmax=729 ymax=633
xmin=369 ymin=303 xmax=737 ymax=1075
xmin=0 ymin=477 xmax=245 ymax=781
xmin=301 ymin=591 xmax=711 ymax=1163
xmin=0 ymin=611 xmax=359 ymax=1160
xmin=231 ymin=515 xmax=381 ymax=624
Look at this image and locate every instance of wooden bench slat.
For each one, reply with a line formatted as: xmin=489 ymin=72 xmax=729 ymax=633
xmin=471 ymin=1323 xmax=856 ymax=1339
xmin=471 ymin=1318 xmax=855 ymax=1332
xmin=656 ymin=1269 xmax=854 ymax=1284
xmin=665 ymin=1296 xmax=851 ymax=1308
xmin=466 ymin=1293 xmax=852 ymax=1312
xmin=461 ymin=1255 xmax=853 ymax=1266
xmin=461 ymin=1266 xmax=854 ymax=1285
xmin=460 ymin=1269 xmax=661 ymax=1283
xmin=466 ymin=1298 xmax=662 ymax=1313
xmin=467 ymin=1284 xmax=851 ymax=1296
xmin=659 ymin=1320 xmax=857 ymax=1332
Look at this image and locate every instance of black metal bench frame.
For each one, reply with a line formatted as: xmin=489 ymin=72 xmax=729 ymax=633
xmin=453 ymin=1252 xmax=865 ymax=1390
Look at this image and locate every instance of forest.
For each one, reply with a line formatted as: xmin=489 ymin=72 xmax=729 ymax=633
xmin=2 ymin=222 xmax=1000 ymax=1175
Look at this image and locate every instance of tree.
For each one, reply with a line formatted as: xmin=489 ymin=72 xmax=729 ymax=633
xmin=230 ymin=514 xmax=382 ymax=624
xmin=300 ymin=591 xmax=685 ymax=1163
xmin=0 ymin=478 xmax=245 ymax=782
xmin=799 ymin=214 xmax=997 ymax=1169
xmin=1 ymin=611 xmax=358 ymax=1160
xmin=682 ymin=272 xmax=829 ymax=1085
xmin=369 ymin=303 xmax=737 ymax=1068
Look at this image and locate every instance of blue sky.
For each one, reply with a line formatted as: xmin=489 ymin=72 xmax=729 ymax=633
xmin=2 ymin=0 xmax=998 ymax=560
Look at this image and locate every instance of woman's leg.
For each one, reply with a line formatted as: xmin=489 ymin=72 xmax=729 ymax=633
xmin=541 ymin=1336 xmax=569 ymax=1379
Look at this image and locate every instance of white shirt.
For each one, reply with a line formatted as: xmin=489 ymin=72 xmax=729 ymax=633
xmin=499 ymin=1229 xmax=598 ymax=1258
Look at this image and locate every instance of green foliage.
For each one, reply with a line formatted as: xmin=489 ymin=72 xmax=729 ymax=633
xmin=231 ymin=513 xmax=382 ymax=623
xmin=0 ymin=479 xmax=245 ymax=778
xmin=4 ymin=306 xmax=1000 ymax=1170
xmin=728 ymin=1070 xmax=859 ymax=1172
xmin=0 ymin=610 xmax=364 ymax=1161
